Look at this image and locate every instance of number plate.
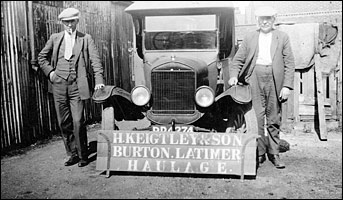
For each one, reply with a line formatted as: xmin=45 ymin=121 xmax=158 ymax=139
xmin=152 ymin=125 xmax=194 ymax=132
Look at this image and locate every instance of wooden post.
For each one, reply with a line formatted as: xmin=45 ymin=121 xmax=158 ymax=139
xmin=329 ymin=72 xmax=337 ymax=119
xmin=101 ymin=105 xmax=115 ymax=130
xmin=293 ymin=71 xmax=300 ymax=122
xmin=337 ymin=47 xmax=342 ymax=129
xmin=314 ymin=54 xmax=327 ymax=140
xmin=281 ymin=102 xmax=288 ymax=128
xmin=27 ymin=1 xmax=39 ymax=71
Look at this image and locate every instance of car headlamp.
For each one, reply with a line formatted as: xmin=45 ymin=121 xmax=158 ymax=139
xmin=131 ymin=86 xmax=150 ymax=106
xmin=195 ymin=86 xmax=214 ymax=107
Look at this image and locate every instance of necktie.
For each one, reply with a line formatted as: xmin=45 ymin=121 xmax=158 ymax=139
xmin=64 ymin=34 xmax=73 ymax=60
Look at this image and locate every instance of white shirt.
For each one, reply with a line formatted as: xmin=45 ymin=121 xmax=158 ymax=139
xmin=64 ymin=30 xmax=76 ymax=60
xmin=256 ymin=31 xmax=272 ymax=65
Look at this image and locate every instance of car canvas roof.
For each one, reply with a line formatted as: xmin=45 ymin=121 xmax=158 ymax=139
xmin=125 ymin=1 xmax=235 ymax=16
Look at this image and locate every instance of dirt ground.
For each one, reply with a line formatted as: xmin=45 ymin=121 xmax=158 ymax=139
xmin=1 ymin=119 xmax=342 ymax=199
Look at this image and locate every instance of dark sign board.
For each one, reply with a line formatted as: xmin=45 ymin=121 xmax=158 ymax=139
xmin=97 ymin=130 xmax=257 ymax=177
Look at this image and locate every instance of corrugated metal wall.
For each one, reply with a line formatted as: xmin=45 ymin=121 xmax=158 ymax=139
xmin=1 ymin=1 xmax=133 ymax=151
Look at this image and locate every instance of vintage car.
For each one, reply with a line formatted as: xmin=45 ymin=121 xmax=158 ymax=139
xmin=93 ymin=1 xmax=259 ymax=178
xmin=94 ymin=1 xmax=257 ymax=134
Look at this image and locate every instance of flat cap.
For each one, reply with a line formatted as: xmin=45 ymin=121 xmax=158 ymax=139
xmin=58 ymin=8 xmax=80 ymax=21
xmin=255 ymin=6 xmax=277 ymax=17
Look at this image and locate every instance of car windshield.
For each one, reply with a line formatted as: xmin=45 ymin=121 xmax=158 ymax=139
xmin=144 ymin=15 xmax=217 ymax=50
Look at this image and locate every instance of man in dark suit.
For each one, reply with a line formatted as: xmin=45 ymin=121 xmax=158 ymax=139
xmin=228 ymin=6 xmax=295 ymax=168
xmin=38 ymin=8 xmax=105 ymax=167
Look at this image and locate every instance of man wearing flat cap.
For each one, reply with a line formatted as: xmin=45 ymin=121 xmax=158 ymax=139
xmin=38 ymin=8 xmax=105 ymax=167
xmin=228 ymin=6 xmax=295 ymax=169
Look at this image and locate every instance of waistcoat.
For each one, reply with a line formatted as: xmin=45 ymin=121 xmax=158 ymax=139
xmin=55 ymin=38 xmax=76 ymax=80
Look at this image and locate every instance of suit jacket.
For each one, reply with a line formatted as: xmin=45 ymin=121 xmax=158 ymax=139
xmin=229 ymin=29 xmax=295 ymax=98
xmin=38 ymin=31 xmax=104 ymax=100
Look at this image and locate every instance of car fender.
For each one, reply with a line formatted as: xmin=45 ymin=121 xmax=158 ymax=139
xmin=92 ymin=85 xmax=145 ymax=121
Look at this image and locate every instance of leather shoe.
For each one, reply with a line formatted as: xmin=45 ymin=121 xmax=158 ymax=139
xmin=64 ymin=156 xmax=80 ymax=166
xmin=258 ymin=154 xmax=266 ymax=164
xmin=78 ymin=159 xmax=88 ymax=167
xmin=268 ymin=154 xmax=285 ymax=169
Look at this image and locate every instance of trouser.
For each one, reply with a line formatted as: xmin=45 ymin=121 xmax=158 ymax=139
xmin=52 ymin=74 xmax=88 ymax=160
xmin=250 ymin=64 xmax=281 ymax=156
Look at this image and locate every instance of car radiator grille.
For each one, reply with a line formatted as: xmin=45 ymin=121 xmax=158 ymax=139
xmin=151 ymin=70 xmax=195 ymax=114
